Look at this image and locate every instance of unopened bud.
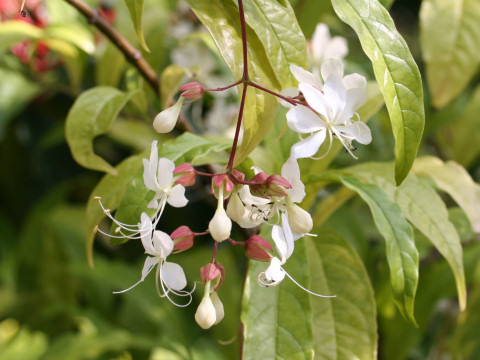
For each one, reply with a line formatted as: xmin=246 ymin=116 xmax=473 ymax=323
xmin=210 ymin=291 xmax=224 ymax=325
xmin=250 ymin=172 xmax=269 ymax=197
xmin=212 ymin=174 xmax=234 ymax=195
xmin=266 ymin=174 xmax=291 ymax=197
xmin=200 ymin=263 xmax=221 ymax=283
xmin=174 ymin=163 xmax=196 ymax=186
xmin=287 ymin=204 xmax=313 ymax=234
xmin=171 ymin=225 xmax=194 ymax=250
xmin=179 ymin=81 xmax=205 ymax=101
xmin=153 ymin=97 xmax=185 ymax=133
xmin=245 ymin=235 xmax=273 ymax=261
xmin=195 ymin=295 xmax=216 ymax=329
xmin=208 ymin=208 xmax=232 ymax=242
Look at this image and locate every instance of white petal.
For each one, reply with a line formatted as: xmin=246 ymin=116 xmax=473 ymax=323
xmin=211 ymin=292 xmax=225 ymax=325
xmin=323 ymin=74 xmax=347 ymax=121
xmin=321 ymin=58 xmax=344 ymax=80
xmin=167 ymin=184 xmax=188 ymax=208
xmin=311 ymin=23 xmax=330 ymax=62
xmin=142 ymin=141 xmax=159 ymax=191
xmin=281 ymin=158 xmax=306 ymax=203
xmin=147 ymin=196 xmax=159 ymax=209
xmin=281 ymin=212 xmax=295 ymax=259
xmin=341 ymin=121 xmax=372 ymax=145
xmin=338 ymin=88 xmax=367 ymax=124
xmin=343 ymin=73 xmax=367 ymax=90
xmin=140 ymin=225 xmax=155 ymax=255
xmin=161 ymin=262 xmax=187 ymax=291
xmin=141 ymin=256 xmax=159 ymax=281
xmin=290 ymin=64 xmax=323 ymax=89
xmin=265 ymin=257 xmax=286 ymax=283
xmin=279 ymin=87 xmax=299 ymax=109
xmin=152 ymin=230 xmax=174 ymax=257
xmin=271 ymin=224 xmax=288 ymax=260
xmin=286 ymin=106 xmax=326 ymax=134
xmin=153 ymin=97 xmax=184 ymax=133
xmin=157 ymin=158 xmax=175 ymax=189
xmin=298 ymin=83 xmax=331 ymax=119
xmin=290 ymin=131 xmax=327 ymax=159
xmin=324 ymin=36 xmax=348 ymax=61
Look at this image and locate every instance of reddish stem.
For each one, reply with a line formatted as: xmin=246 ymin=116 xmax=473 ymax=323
xmin=248 ymin=81 xmax=305 ymax=107
xmin=212 ymin=241 xmax=218 ymax=261
xmin=228 ymin=238 xmax=246 ymax=246
xmin=238 ymin=0 xmax=249 ymax=80
xmin=227 ymin=84 xmax=248 ymax=170
xmin=206 ymin=79 xmax=243 ymax=92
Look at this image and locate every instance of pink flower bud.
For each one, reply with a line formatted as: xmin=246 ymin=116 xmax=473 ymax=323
xmin=266 ymin=174 xmax=292 ymax=197
xmin=212 ymin=174 xmax=234 ymax=193
xmin=171 ymin=225 xmax=194 ymax=250
xmin=231 ymin=169 xmax=245 ymax=182
xmin=250 ymin=172 xmax=269 ymax=197
xmin=179 ymin=81 xmax=205 ymax=101
xmin=200 ymin=263 xmax=221 ymax=283
xmin=174 ymin=163 xmax=196 ymax=186
xmin=245 ymin=235 xmax=273 ymax=261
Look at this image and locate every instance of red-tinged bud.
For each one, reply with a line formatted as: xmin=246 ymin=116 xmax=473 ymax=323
xmin=250 ymin=172 xmax=269 ymax=197
xmin=245 ymin=235 xmax=273 ymax=261
xmin=212 ymin=174 xmax=234 ymax=195
xmin=213 ymin=262 xmax=225 ymax=291
xmin=174 ymin=163 xmax=196 ymax=186
xmin=266 ymin=174 xmax=292 ymax=197
xmin=200 ymin=263 xmax=221 ymax=283
xmin=179 ymin=81 xmax=205 ymax=101
xmin=231 ymin=169 xmax=245 ymax=182
xmin=171 ymin=225 xmax=194 ymax=250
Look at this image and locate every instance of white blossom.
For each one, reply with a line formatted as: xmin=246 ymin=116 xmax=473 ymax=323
xmin=310 ymin=23 xmax=348 ymax=73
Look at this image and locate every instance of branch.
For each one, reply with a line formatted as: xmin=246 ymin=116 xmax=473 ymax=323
xmin=63 ymin=0 xmax=160 ymax=95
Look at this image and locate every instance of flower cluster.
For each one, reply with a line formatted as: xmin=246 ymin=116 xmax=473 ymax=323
xmin=95 ymin=23 xmax=371 ymax=330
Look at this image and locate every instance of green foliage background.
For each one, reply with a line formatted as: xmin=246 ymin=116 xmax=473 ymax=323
xmin=1 ymin=0 xmax=480 ymax=359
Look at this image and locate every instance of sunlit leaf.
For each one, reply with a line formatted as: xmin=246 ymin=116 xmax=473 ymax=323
xmin=310 ymin=172 xmax=418 ymax=323
xmin=242 ymin=228 xmax=377 ymax=359
xmin=124 ymin=0 xmax=150 ymax=52
xmin=160 ymin=65 xmax=187 ymax=109
xmin=65 ymin=86 xmax=139 ymax=175
xmin=331 ymin=0 xmax=425 ymax=185
xmin=420 ymin=0 xmax=480 ymax=108
xmin=44 ymin=23 xmax=95 ymax=54
xmin=413 ymin=156 xmax=480 ymax=234
xmin=0 ymin=21 xmax=42 ymax=54
xmin=347 ymin=162 xmax=466 ymax=311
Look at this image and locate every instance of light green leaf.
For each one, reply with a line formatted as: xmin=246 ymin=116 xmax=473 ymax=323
xmin=413 ymin=156 xmax=480 ymax=234
xmin=242 ymin=228 xmax=377 ymax=359
xmin=0 ymin=21 xmax=42 ymax=54
xmin=313 ymin=172 xmax=418 ymax=323
xmin=331 ymin=0 xmax=425 ymax=185
xmin=65 ymin=86 xmax=139 ymax=175
xmin=86 ymin=153 xmax=145 ymax=267
xmin=95 ymin=43 xmax=127 ymax=88
xmin=242 ymin=0 xmax=308 ymax=86
xmin=347 ymin=162 xmax=466 ymax=311
xmin=124 ymin=0 xmax=150 ymax=52
xmin=44 ymin=23 xmax=95 ymax=54
xmin=420 ymin=0 xmax=480 ymax=108
xmin=160 ymin=65 xmax=187 ymax=109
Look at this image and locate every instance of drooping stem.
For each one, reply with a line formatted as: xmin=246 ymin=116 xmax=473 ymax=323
xmin=63 ymin=0 xmax=160 ymax=95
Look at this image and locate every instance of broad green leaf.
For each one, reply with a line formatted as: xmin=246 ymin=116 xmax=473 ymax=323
xmin=347 ymin=162 xmax=466 ymax=311
xmin=65 ymin=86 xmax=139 ymax=175
xmin=242 ymin=228 xmax=377 ymax=359
xmin=242 ymin=0 xmax=308 ymax=86
xmin=312 ymin=172 xmax=418 ymax=323
xmin=44 ymin=23 xmax=95 ymax=54
xmin=420 ymin=0 xmax=480 ymax=108
xmin=95 ymin=43 xmax=127 ymax=88
xmin=438 ymin=85 xmax=480 ymax=167
xmin=0 ymin=21 xmax=42 ymax=54
xmin=331 ymin=0 xmax=425 ymax=185
xmin=86 ymin=153 xmax=145 ymax=267
xmin=160 ymin=65 xmax=187 ymax=109
xmin=413 ymin=156 xmax=480 ymax=233
xmin=124 ymin=0 xmax=150 ymax=52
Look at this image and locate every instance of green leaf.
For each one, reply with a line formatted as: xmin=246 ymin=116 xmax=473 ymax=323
xmin=331 ymin=0 xmax=425 ymax=185
xmin=0 ymin=21 xmax=42 ymax=54
xmin=65 ymin=86 xmax=139 ymax=175
xmin=314 ymin=172 xmax=418 ymax=323
xmin=44 ymin=23 xmax=95 ymax=54
xmin=242 ymin=228 xmax=377 ymax=359
xmin=420 ymin=0 xmax=480 ymax=108
xmin=124 ymin=0 xmax=150 ymax=52
xmin=413 ymin=156 xmax=480 ymax=234
xmin=160 ymin=65 xmax=187 ymax=109
xmin=86 ymin=153 xmax=145 ymax=267
xmin=347 ymin=162 xmax=466 ymax=311
xmin=185 ymin=0 xmax=308 ymax=166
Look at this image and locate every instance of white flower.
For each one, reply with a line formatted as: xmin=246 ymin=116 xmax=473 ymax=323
xmin=208 ymin=186 xmax=232 ymax=242
xmin=153 ymin=97 xmax=185 ymax=133
xmin=113 ymin=213 xmax=194 ymax=306
xmin=286 ymin=59 xmax=371 ymax=159
xmin=310 ymin=23 xmax=348 ymax=72
xmin=195 ymin=295 xmax=217 ymax=329
xmin=143 ymin=141 xmax=188 ymax=215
